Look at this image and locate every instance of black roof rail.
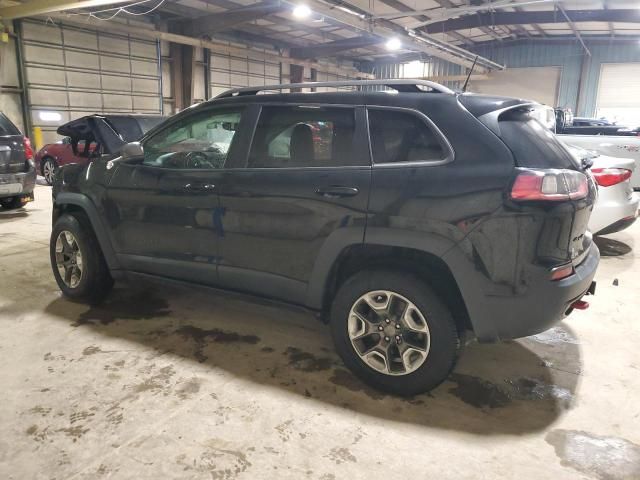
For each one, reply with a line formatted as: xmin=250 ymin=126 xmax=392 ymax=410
xmin=215 ymin=79 xmax=454 ymax=98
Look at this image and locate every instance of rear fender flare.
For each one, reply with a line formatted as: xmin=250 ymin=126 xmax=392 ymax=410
xmin=305 ymin=227 xmax=458 ymax=309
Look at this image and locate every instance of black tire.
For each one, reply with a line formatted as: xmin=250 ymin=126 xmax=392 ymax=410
xmin=330 ymin=269 xmax=460 ymax=396
xmin=50 ymin=213 xmax=114 ymax=304
xmin=0 ymin=196 xmax=22 ymax=209
xmin=41 ymin=157 xmax=57 ymax=185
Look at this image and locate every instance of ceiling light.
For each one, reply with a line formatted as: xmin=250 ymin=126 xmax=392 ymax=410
xmin=292 ymin=5 xmax=311 ymax=19
xmin=385 ymin=38 xmax=402 ymax=51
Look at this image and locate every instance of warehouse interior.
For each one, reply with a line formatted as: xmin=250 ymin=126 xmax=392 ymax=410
xmin=1 ymin=0 xmax=640 ymax=478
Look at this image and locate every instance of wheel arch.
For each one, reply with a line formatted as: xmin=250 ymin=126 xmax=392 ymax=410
xmin=53 ymin=192 xmax=120 ymax=271
xmin=40 ymin=154 xmax=56 ymax=170
xmin=309 ymin=237 xmax=472 ymax=335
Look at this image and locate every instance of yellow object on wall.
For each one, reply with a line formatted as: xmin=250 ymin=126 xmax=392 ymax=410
xmin=32 ymin=126 xmax=44 ymax=151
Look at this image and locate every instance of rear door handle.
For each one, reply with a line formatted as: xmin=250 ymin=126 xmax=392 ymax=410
xmin=315 ymin=186 xmax=360 ymax=198
xmin=184 ymin=183 xmax=216 ymax=192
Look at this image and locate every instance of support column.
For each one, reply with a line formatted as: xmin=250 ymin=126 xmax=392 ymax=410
xmin=290 ymin=64 xmax=303 ymax=92
xmin=169 ymin=42 xmax=195 ymax=110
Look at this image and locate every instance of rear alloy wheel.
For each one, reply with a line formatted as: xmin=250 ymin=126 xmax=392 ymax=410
xmin=330 ymin=269 xmax=460 ymax=396
xmin=42 ymin=158 xmax=57 ymax=185
xmin=347 ymin=290 xmax=430 ymax=375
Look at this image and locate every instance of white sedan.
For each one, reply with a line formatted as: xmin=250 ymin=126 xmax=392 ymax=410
xmin=567 ymin=145 xmax=639 ymax=235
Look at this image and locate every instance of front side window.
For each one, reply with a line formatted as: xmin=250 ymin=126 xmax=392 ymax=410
xmin=143 ymin=109 xmax=242 ymax=169
xmin=248 ymin=106 xmax=356 ymax=168
xmin=368 ymin=109 xmax=448 ymax=164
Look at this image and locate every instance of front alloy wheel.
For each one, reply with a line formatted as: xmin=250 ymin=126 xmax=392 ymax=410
xmin=348 ymin=290 xmax=430 ymax=375
xmin=54 ymin=230 xmax=83 ymax=288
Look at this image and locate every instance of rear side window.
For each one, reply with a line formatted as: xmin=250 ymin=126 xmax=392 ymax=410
xmin=498 ymin=109 xmax=578 ymax=169
xmin=0 ymin=113 xmax=21 ymax=136
xmin=367 ymin=109 xmax=449 ymax=164
xmin=248 ymin=106 xmax=357 ymax=168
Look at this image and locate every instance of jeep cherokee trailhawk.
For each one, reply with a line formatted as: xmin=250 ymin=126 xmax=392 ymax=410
xmin=50 ymin=80 xmax=599 ymax=395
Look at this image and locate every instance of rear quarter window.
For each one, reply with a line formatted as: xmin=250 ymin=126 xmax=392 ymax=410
xmin=367 ymin=108 xmax=450 ymax=164
xmin=498 ymin=109 xmax=579 ymax=169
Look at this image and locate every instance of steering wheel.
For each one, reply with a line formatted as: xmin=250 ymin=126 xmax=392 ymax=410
xmin=184 ymin=151 xmax=214 ymax=169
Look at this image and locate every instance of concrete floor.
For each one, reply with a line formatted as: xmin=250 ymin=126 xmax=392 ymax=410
xmin=1 ymin=185 xmax=640 ymax=480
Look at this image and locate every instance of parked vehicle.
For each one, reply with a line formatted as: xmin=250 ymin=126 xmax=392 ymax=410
xmin=0 ymin=112 xmax=36 ymax=210
xmin=572 ymin=117 xmax=614 ymax=127
xmin=555 ymin=109 xmax=639 ymax=136
xmin=49 ymin=81 xmax=599 ymax=395
xmin=560 ymin=134 xmax=640 ymax=190
xmin=35 ymin=114 xmax=165 ymax=185
xmin=566 ymin=145 xmax=638 ymax=235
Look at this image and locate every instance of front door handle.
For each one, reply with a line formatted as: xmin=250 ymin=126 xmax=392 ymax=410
xmin=184 ymin=183 xmax=216 ymax=192
xmin=315 ymin=186 xmax=360 ymax=198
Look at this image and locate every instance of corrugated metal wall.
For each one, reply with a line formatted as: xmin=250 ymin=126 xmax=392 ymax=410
xmin=370 ymin=41 xmax=640 ymax=117
xmin=20 ymin=19 xmax=162 ymax=144
xmin=472 ymin=43 xmax=583 ymax=111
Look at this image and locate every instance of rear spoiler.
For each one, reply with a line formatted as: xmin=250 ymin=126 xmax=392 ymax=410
xmin=476 ymin=103 xmax=546 ymax=137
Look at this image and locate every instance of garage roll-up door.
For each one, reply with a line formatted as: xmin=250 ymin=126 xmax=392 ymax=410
xmin=210 ymin=49 xmax=281 ymax=98
xmin=469 ymin=66 xmax=561 ymax=107
xmin=596 ymin=63 xmax=640 ymax=127
xmin=21 ymin=20 xmax=162 ymax=144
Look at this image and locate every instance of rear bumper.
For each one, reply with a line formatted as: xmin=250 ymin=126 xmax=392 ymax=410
xmin=457 ymin=243 xmax=600 ymax=342
xmin=0 ymin=167 xmax=36 ymax=199
xmin=596 ymin=214 xmax=637 ymax=236
xmin=591 ymin=191 xmax=639 ymax=235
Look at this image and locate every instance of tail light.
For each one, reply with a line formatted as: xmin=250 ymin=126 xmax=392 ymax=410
xmin=591 ymin=168 xmax=632 ymax=187
xmin=23 ymin=137 xmax=34 ymax=160
xmin=510 ymin=168 xmax=589 ymax=201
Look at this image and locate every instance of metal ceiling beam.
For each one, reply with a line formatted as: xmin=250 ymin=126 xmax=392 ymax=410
xmin=372 ymin=0 xmax=553 ymax=19
xmin=423 ymin=9 xmax=640 ymax=33
xmin=557 ymin=4 xmax=590 ymax=56
xmin=291 ymin=0 xmax=504 ymax=71
xmin=428 ymin=0 xmax=505 ymax=48
xmin=290 ymin=36 xmax=381 ymax=58
xmin=470 ymin=35 xmax=640 ymax=47
xmin=375 ymin=0 xmax=473 ymax=45
xmin=180 ymin=1 xmax=287 ymax=37
xmin=0 ymin=0 xmax=133 ymax=19
xmin=161 ymin=0 xmax=347 ymax=45
xmin=602 ymin=0 xmax=615 ymax=36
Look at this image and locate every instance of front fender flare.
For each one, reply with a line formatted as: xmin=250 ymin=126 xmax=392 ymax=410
xmin=54 ymin=192 xmax=120 ymax=271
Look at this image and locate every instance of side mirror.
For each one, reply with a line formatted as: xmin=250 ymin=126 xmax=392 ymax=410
xmin=121 ymin=142 xmax=144 ymax=159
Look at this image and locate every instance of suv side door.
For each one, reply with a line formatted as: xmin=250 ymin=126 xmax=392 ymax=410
xmin=215 ymin=104 xmax=371 ymax=305
xmin=105 ymin=106 xmax=250 ymax=285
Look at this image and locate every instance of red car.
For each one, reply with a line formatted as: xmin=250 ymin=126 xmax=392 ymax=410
xmin=35 ymin=114 xmax=165 ymax=185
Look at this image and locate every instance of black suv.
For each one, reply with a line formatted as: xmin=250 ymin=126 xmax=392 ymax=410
xmin=50 ymin=80 xmax=599 ymax=395
xmin=0 ymin=112 xmax=36 ymax=210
